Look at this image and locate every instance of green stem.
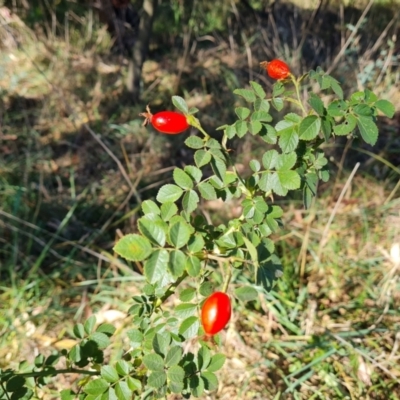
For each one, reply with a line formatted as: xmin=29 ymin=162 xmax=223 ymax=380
xmin=160 ymin=271 xmax=188 ymax=304
xmin=221 ymin=267 xmax=232 ymax=293
xmin=292 ymin=75 xmax=307 ymax=116
xmin=187 ymin=115 xmax=210 ymax=140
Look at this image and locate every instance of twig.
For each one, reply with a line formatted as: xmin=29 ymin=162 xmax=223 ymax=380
xmin=326 ymin=0 xmax=374 ymax=74
xmin=329 ymin=331 xmax=400 ymax=383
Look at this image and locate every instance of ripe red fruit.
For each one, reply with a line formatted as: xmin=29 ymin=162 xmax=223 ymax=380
xmin=140 ymin=106 xmax=189 ymax=134
xmin=260 ymin=59 xmax=290 ymax=80
xmin=201 ymin=292 xmax=231 ymax=336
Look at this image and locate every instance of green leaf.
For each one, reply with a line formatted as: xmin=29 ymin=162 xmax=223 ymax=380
xmin=138 ymin=216 xmax=166 ymax=247
xmin=207 ymin=354 xmax=226 ymax=372
xmin=189 ymin=107 xmax=199 ymax=114
xmin=168 ymin=366 xmax=185 ymax=393
xmin=235 ymin=120 xmax=248 ymax=138
xmin=153 ymin=333 xmax=170 ymax=357
xmin=186 ymin=255 xmax=201 ymax=277
xmin=320 ymin=75 xmax=331 ymax=90
xmin=299 ymin=115 xmax=321 ymax=141
xmin=327 ymin=100 xmax=347 ymax=117
xmin=172 ymin=96 xmax=189 ymax=114
xmin=262 ymin=149 xmax=279 ymax=170
xmin=364 ymin=89 xmax=378 ymax=103
xmin=97 ymin=324 xmax=116 ymax=337
xmin=251 ymin=110 xmax=272 ymax=122
xmin=350 ymin=91 xmax=365 ymax=104
xmin=333 ymin=114 xmax=357 ymax=136
xmin=182 ymin=190 xmax=199 ymax=214
xmin=187 ymin=234 xmax=205 ymax=253
xmin=169 ymin=220 xmax=192 ymax=249
xmin=141 ymin=200 xmax=160 ymax=215
xmin=375 ymin=99 xmax=395 ymax=118
xmin=260 ymin=124 xmax=277 ymax=144
xmin=114 ymin=381 xmax=132 ymax=400
xmin=284 ymin=113 xmax=302 ymax=123
xmin=173 ymin=168 xmax=194 ymax=190
xmin=5 ymin=376 xmax=25 ymax=392
xmin=144 ymin=249 xmax=169 ymax=284
xmin=277 ymin=170 xmax=301 ymax=190
xmin=143 ymin=353 xmax=165 ymax=371
xmin=168 ymin=250 xmax=186 ymax=278
xmin=327 ymin=76 xmax=343 ymax=99
xmin=126 ymin=377 xmax=141 ymax=392
xmin=115 ymin=360 xmax=131 ymax=376
xmin=234 ymin=286 xmax=258 ymax=302
xmin=256 ymin=254 xmax=283 ymax=291
xmin=243 ymin=236 xmax=258 ymax=267
xmin=165 ymin=346 xmax=183 ymax=367
xmin=147 ymin=371 xmax=167 ymax=389
xmin=160 ymin=202 xmax=178 ymax=222
xmin=175 ymin=303 xmax=197 ymax=318
xmin=276 ymin=152 xmax=297 ymax=170
xmin=114 ymin=234 xmax=152 ymax=262
xmin=179 ymin=316 xmax=200 ymax=339
xmin=185 ymin=136 xmax=204 ymax=149
xmin=84 ymin=379 xmax=109 ymax=396
xmin=194 ymin=149 xmax=212 ymax=168
xmin=89 ymin=332 xmax=110 ymax=349
xmin=201 ymin=371 xmax=219 ymax=391
xmin=254 ymin=98 xmax=270 ymax=112
xmin=101 ymin=366 xmax=119 ymax=383
xmin=273 ymin=82 xmax=285 ymax=97
xmin=278 ymin=126 xmax=299 ymax=153
xmin=235 ymin=106 xmax=251 ymax=119
xmin=248 ymin=120 xmax=262 ymax=135
xmin=68 ymin=344 xmax=81 ymax=363
xmin=308 ymin=93 xmax=325 ymax=116
xmin=190 ymin=375 xmax=205 ymax=397
xmin=179 ymin=288 xmax=196 ymax=302
xmin=167 ymin=365 xmax=185 ymax=384
xmin=184 ymin=166 xmax=202 ymax=183
xmin=127 ymin=329 xmax=143 ymax=349
xmin=271 ymin=97 xmax=284 ymax=111
xmin=211 ymin=156 xmax=226 ymax=182
xmin=321 ymin=116 xmax=333 ymax=141
xmin=233 ymin=88 xmax=256 ymax=102
xmin=353 ymin=104 xmax=373 ymax=117
xmin=199 ymin=281 xmax=213 ymax=297
xmin=61 ymin=389 xmax=76 ymax=400
xmin=157 ymin=184 xmax=183 ymax=203
xmin=84 ymin=316 xmax=96 ymax=335
xmin=225 ymin=124 xmax=237 ymax=139
xmin=250 ymin=80 xmax=266 ymax=98
xmin=198 ymin=182 xmax=217 ymax=200
xmin=197 ymin=345 xmax=211 ymax=370
xmin=357 ymin=116 xmax=378 ymax=145
xmin=249 ymin=160 xmax=260 ymax=172
xmin=73 ymin=323 xmax=85 ymax=339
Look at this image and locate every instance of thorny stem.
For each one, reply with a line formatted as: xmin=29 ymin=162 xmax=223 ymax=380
xmin=2 ymin=368 xmax=99 ymax=380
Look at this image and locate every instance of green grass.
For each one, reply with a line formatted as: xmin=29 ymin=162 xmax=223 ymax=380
xmin=1 ymin=0 xmax=400 ymax=398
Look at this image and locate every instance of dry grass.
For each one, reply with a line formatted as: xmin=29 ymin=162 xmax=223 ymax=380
xmin=1 ymin=1 xmax=400 ymax=398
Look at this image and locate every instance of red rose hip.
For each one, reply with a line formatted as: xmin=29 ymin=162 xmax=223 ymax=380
xmin=201 ymin=292 xmax=231 ymax=336
xmin=140 ymin=106 xmax=189 ymax=134
xmin=260 ymin=59 xmax=290 ymax=80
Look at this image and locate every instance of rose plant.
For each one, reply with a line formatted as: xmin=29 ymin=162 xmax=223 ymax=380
xmin=0 ymin=62 xmax=394 ymax=400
